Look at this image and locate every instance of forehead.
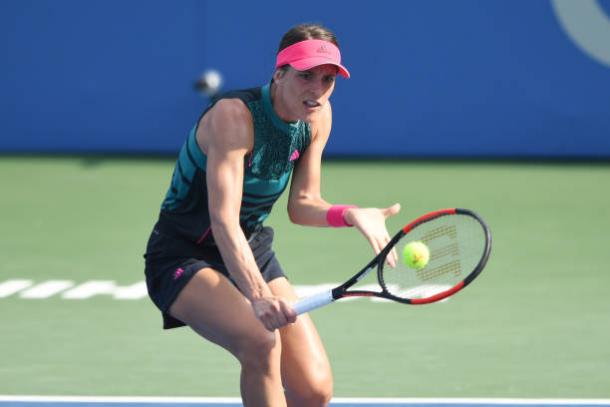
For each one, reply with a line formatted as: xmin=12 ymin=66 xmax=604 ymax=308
xmin=293 ymin=64 xmax=338 ymax=76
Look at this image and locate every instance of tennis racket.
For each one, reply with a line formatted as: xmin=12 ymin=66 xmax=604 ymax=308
xmin=293 ymin=208 xmax=492 ymax=315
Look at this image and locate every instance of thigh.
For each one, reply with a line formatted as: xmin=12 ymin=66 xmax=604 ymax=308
xmin=269 ymin=278 xmax=333 ymax=389
xmin=169 ymin=267 xmax=276 ymax=357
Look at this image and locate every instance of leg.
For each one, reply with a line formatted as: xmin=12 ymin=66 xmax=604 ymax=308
xmin=169 ymin=268 xmax=286 ymax=407
xmin=269 ymin=278 xmax=333 ymax=407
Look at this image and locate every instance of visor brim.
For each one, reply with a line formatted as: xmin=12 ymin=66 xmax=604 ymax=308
xmin=289 ymin=58 xmax=350 ymax=78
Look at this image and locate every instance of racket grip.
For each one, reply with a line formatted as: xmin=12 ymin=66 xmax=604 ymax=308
xmin=293 ymin=290 xmax=334 ymax=315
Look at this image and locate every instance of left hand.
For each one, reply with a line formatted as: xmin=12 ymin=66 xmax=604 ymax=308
xmin=344 ymin=203 xmax=401 ymax=267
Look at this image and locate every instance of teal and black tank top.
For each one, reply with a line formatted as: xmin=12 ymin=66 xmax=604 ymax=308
xmin=156 ymin=83 xmax=311 ymax=244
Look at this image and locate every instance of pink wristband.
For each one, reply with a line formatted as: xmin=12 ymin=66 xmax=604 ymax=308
xmin=326 ymin=205 xmax=357 ymax=227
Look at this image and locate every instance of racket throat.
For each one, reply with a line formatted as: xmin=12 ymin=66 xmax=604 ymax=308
xmin=344 ymin=265 xmax=376 ymax=288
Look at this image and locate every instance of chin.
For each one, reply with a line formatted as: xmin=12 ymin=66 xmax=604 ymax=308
xmin=301 ymin=109 xmax=321 ymax=123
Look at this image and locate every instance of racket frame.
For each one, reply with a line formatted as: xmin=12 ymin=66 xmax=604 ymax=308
xmin=294 ymin=208 xmax=492 ymax=314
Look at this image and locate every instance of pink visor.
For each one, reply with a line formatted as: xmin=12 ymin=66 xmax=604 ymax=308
xmin=276 ymin=39 xmax=350 ymax=78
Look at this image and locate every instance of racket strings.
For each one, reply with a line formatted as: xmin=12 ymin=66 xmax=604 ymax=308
xmin=382 ymin=214 xmax=486 ymax=300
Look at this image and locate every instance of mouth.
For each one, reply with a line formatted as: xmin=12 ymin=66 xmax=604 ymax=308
xmin=303 ymin=99 xmax=321 ymax=110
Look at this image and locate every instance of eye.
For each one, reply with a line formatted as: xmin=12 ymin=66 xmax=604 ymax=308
xmin=323 ymin=75 xmax=336 ymax=84
xmin=298 ymin=72 xmax=312 ymax=80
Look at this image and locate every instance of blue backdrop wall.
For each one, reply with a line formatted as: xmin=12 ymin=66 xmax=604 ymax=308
xmin=1 ymin=0 xmax=610 ymax=157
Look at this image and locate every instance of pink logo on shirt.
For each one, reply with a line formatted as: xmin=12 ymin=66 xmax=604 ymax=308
xmin=289 ymin=150 xmax=300 ymax=161
xmin=173 ymin=268 xmax=185 ymax=280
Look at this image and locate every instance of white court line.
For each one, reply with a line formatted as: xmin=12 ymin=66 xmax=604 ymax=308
xmin=0 ymin=280 xmax=33 ymax=297
xmin=1 ymin=396 xmax=609 ymax=405
xmin=19 ymin=281 xmax=74 ymax=299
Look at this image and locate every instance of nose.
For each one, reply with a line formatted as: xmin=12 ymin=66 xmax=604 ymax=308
xmin=309 ymin=77 xmax=330 ymax=97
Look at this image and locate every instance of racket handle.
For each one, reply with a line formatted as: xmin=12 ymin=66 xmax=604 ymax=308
xmin=293 ymin=290 xmax=334 ymax=315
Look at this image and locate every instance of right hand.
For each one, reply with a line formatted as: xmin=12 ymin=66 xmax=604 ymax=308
xmin=251 ymin=296 xmax=297 ymax=331
xmin=344 ymin=203 xmax=401 ymax=267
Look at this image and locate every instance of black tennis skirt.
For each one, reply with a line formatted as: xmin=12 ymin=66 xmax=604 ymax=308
xmin=144 ymin=224 xmax=286 ymax=329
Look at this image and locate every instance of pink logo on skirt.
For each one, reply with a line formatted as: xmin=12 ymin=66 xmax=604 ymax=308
xmin=173 ymin=268 xmax=185 ymax=280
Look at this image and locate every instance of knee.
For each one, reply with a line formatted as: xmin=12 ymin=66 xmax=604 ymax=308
xmin=234 ymin=330 xmax=279 ymax=373
xmin=287 ymin=370 xmax=333 ymax=406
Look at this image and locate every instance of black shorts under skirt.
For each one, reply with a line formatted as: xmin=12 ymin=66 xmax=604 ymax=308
xmin=144 ymin=225 xmax=285 ymax=329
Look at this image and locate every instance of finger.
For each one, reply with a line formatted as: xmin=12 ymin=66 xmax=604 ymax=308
xmin=386 ymin=234 xmax=397 ymax=264
xmin=280 ymin=301 xmax=297 ymax=323
xmin=257 ymin=306 xmax=281 ymax=331
xmin=265 ymin=315 xmax=281 ymax=331
xmin=368 ymin=236 xmax=383 ymax=256
xmin=382 ymin=203 xmax=401 ymax=218
xmin=260 ymin=315 xmax=274 ymax=332
xmin=379 ymin=235 xmax=396 ymax=268
xmin=392 ymin=245 xmax=398 ymax=263
xmin=387 ymin=246 xmax=398 ymax=268
xmin=383 ymin=238 xmax=395 ymax=267
xmin=273 ymin=305 xmax=289 ymax=328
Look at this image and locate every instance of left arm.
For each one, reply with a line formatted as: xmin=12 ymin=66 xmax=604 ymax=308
xmin=287 ymin=102 xmax=401 ymax=265
xmin=286 ymin=102 xmax=333 ymax=226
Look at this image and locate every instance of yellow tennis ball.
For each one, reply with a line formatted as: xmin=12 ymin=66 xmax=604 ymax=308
xmin=402 ymin=241 xmax=430 ymax=270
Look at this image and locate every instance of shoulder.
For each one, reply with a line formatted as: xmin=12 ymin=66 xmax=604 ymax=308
xmin=209 ymin=98 xmax=253 ymax=130
xmin=197 ymin=98 xmax=254 ymax=154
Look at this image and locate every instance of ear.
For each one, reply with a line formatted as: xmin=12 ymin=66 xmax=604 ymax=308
xmin=273 ymin=67 xmax=287 ymax=82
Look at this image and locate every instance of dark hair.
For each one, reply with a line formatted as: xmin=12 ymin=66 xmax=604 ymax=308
xmin=277 ymin=23 xmax=339 ymax=54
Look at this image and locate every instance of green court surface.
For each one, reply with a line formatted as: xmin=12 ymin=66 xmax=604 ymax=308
xmin=1 ymin=156 xmax=609 ymax=398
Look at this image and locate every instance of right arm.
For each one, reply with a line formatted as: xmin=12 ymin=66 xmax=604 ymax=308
xmin=196 ymin=99 xmax=296 ymax=331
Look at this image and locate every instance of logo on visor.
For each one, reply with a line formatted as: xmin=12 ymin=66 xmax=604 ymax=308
xmin=316 ymin=45 xmax=332 ymax=54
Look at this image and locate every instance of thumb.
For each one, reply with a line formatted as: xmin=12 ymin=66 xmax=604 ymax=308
xmin=382 ymin=203 xmax=401 ymax=218
xmin=280 ymin=300 xmax=297 ymax=323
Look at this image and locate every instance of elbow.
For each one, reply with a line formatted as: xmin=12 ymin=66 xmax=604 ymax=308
xmin=287 ymin=203 xmax=301 ymax=225
xmin=287 ymin=199 xmax=308 ymax=225
xmin=288 ymin=192 xmax=326 ymax=225
xmin=288 ymin=195 xmax=321 ymax=225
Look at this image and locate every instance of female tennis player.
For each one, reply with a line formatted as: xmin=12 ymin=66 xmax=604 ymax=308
xmin=144 ymin=23 xmax=400 ymax=406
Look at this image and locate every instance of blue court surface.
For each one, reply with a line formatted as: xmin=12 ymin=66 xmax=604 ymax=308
xmin=1 ymin=397 xmax=610 ymax=407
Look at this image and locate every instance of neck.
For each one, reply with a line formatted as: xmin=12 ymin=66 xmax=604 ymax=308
xmin=269 ymin=82 xmax=298 ymax=123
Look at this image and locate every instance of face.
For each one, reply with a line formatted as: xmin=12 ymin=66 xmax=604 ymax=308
xmin=272 ymin=64 xmax=337 ymax=123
